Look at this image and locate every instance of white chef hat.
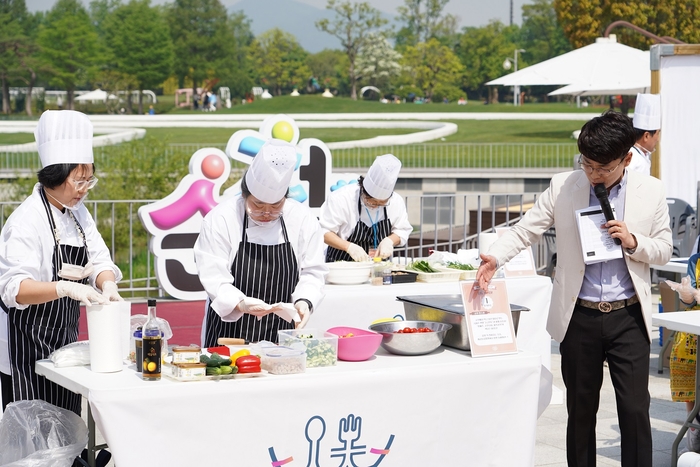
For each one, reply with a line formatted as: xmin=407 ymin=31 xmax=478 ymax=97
xmin=35 ymin=110 xmax=94 ymax=168
xmin=633 ymin=93 xmax=661 ymax=131
xmin=245 ymin=139 xmax=296 ymax=203
xmin=364 ymin=154 xmax=401 ymax=200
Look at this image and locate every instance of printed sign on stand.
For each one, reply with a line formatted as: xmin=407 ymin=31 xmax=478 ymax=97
xmin=495 ymin=228 xmax=538 ymax=278
xmin=460 ymin=279 xmax=518 ymax=357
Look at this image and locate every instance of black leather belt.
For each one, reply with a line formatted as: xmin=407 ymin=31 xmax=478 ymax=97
xmin=576 ymin=295 xmax=639 ymax=313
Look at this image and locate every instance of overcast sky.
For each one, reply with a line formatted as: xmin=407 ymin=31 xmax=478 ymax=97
xmin=25 ymin=0 xmax=535 ymax=28
xmin=289 ymin=0 xmax=534 ymax=27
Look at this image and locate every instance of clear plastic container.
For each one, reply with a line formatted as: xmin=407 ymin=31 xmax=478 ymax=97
xmin=260 ymin=346 xmax=306 ymax=374
xmin=278 ymin=329 xmax=338 ymax=367
xmin=371 ymin=257 xmax=384 ymax=286
xmin=172 ymin=345 xmax=202 ymax=364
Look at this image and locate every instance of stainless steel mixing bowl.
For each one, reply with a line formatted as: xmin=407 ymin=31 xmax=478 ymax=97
xmin=368 ymin=320 xmax=452 ymax=356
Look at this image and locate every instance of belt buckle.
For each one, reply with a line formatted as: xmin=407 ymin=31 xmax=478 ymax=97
xmin=598 ymin=301 xmax=613 ymax=313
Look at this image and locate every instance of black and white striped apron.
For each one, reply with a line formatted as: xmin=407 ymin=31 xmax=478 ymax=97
xmin=4 ymin=189 xmax=86 ymax=415
xmin=325 ymin=194 xmax=392 ymax=262
xmin=203 ymin=214 xmax=299 ymax=346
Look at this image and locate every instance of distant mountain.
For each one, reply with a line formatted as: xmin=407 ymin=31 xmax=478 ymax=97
xmin=229 ymin=0 xmax=396 ymax=54
xmin=230 ymin=0 xmax=340 ymax=53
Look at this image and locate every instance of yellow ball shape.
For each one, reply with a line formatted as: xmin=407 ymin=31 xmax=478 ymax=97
xmin=272 ymin=121 xmax=294 ymax=142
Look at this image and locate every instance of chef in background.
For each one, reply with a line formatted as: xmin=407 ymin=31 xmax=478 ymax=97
xmin=320 ymin=154 xmax=412 ymax=262
xmin=629 ymin=93 xmax=661 ymax=175
xmin=194 ymin=140 xmax=327 ymax=346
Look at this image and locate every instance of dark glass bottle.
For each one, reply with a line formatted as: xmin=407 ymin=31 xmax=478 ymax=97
xmin=134 ymin=326 xmax=143 ymax=372
xmin=142 ymin=299 xmax=161 ymax=381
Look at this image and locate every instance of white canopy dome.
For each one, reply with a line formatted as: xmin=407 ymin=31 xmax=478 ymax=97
xmin=488 ymin=35 xmax=650 ymax=96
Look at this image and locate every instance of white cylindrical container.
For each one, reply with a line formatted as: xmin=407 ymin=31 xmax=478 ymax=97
xmin=118 ymin=301 xmax=132 ymax=360
xmin=86 ymin=303 xmax=123 ymax=373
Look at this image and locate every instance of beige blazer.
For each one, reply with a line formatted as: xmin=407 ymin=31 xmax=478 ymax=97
xmin=488 ymin=170 xmax=672 ymax=342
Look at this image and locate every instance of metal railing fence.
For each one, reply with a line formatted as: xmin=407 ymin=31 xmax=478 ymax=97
xmin=0 ymin=193 xmax=553 ymax=298
xmin=1 ymin=142 xmax=578 ymax=173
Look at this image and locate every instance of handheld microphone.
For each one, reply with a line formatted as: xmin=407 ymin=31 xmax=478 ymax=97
xmin=594 ymin=183 xmax=622 ymax=245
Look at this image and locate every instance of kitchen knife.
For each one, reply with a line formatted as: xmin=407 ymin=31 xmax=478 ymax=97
xmin=217 ymin=337 xmax=250 ymax=345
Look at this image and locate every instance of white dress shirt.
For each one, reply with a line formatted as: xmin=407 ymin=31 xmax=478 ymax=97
xmin=628 ymin=145 xmax=651 ymax=175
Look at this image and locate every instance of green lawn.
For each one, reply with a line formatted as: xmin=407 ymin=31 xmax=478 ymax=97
xmin=0 ymin=121 xmax=583 ymax=145
xmin=144 ymin=126 xmax=421 ymax=144
xmin=0 ymin=133 xmax=35 ymax=144
xmin=168 ymin=94 xmax=603 ymax=114
xmin=0 ymin=94 xmax=589 ymax=146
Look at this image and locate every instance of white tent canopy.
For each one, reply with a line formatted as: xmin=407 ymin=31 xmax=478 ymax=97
xmin=75 ymin=89 xmax=117 ymax=102
xmin=487 ymin=35 xmax=650 ymax=96
xmin=548 ymin=81 xmax=649 ymax=97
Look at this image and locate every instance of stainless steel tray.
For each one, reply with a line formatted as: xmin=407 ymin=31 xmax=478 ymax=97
xmin=397 ymin=294 xmax=529 ymax=351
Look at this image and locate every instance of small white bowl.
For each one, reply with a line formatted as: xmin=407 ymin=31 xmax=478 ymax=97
xmin=326 ymin=262 xmax=373 ymax=285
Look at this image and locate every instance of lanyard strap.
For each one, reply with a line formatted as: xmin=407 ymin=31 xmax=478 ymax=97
xmin=40 ymin=187 xmax=89 ymax=252
xmin=364 ymin=207 xmax=381 ymax=249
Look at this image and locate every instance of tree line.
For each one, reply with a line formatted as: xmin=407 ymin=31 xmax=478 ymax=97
xmin=2 ymin=0 xmax=699 ymax=116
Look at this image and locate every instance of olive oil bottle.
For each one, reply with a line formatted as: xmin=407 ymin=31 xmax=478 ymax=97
xmin=142 ymin=299 xmax=161 ymax=381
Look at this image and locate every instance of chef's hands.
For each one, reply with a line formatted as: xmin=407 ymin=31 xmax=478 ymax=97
xmin=294 ymin=300 xmax=311 ymax=329
xmin=666 ymin=276 xmax=700 ymax=305
xmin=346 ymin=242 xmax=370 ymax=262
xmin=604 ymin=220 xmax=637 ymax=250
xmin=236 ymin=297 xmax=273 ymax=317
xmin=475 ymin=254 xmax=497 ymax=290
xmin=100 ymin=280 xmax=123 ymax=302
xmin=377 ymin=237 xmax=394 ymax=259
xmin=56 ymin=281 xmax=108 ymax=305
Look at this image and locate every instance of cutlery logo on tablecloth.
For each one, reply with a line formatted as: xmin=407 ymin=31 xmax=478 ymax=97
xmin=269 ymin=414 xmax=395 ymax=467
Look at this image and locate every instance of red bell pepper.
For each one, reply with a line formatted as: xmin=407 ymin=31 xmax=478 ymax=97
xmin=236 ymin=355 xmax=261 ymax=373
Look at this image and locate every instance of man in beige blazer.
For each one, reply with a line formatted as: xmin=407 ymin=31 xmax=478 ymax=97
xmin=477 ymin=111 xmax=672 ymax=467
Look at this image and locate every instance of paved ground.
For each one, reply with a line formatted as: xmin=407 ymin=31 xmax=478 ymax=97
xmin=536 ymin=292 xmax=687 ymax=467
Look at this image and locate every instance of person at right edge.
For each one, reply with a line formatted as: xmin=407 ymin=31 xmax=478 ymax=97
xmin=666 ymin=254 xmax=700 ymax=452
xmin=476 ymin=110 xmax=672 ymax=467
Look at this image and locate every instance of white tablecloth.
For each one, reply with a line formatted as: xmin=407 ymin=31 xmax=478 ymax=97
xmin=36 ymin=349 xmax=541 ymax=467
xmin=310 ymin=275 xmax=554 ymax=370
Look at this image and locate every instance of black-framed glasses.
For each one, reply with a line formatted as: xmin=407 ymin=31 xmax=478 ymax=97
xmin=578 ymin=156 xmax=625 ymax=176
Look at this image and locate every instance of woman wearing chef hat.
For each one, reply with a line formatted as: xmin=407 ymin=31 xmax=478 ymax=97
xmin=0 ymin=110 xmax=123 ymax=415
xmin=194 ymin=139 xmax=327 ymax=346
xmin=320 ymin=154 xmax=412 ymax=262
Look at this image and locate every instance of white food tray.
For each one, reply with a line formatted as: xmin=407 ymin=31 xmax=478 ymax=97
xmin=439 ymin=267 xmax=477 ymax=281
xmin=162 ymin=363 xmax=266 ymax=382
xmin=414 ymin=269 xmax=463 ymax=283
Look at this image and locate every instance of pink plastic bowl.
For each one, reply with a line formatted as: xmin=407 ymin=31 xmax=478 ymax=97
xmin=327 ymin=326 xmax=383 ymax=362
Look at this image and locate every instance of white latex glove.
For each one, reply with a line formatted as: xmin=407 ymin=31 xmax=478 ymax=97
xmin=237 ymin=297 xmax=273 ymax=317
xmin=295 ymin=300 xmax=311 ymax=329
xmin=346 ymin=243 xmax=370 ymax=262
xmin=100 ymin=281 xmax=124 ymax=302
xmin=56 ymin=281 xmax=108 ymax=305
xmin=377 ymin=237 xmax=394 ymax=259
xmin=667 ymin=276 xmax=700 ymax=304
